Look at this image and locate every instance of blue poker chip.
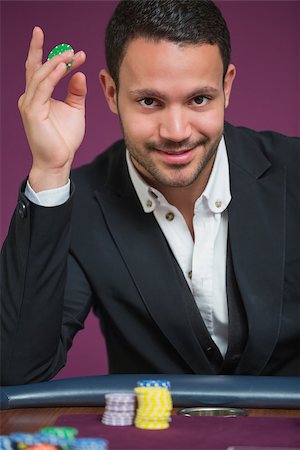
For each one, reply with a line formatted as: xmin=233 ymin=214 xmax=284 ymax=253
xmin=73 ymin=438 xmax=108 ymax=450
xmin=37 ymin=434 xmax=73 ymax=446
xmin=0 ymin=436 xmax=13 ymax=450
xmin=9 ymin=434 xmax=40 ymax=446
xmin=137 ymin=379 xmax=171 ymax=390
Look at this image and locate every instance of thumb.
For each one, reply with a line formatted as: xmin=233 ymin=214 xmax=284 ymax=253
xmin=65 ymin=72 xmax=87 ymax=110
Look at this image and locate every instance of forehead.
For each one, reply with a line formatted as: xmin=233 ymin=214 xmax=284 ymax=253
xmin=119 ymin=38 xmax=224 ymax=89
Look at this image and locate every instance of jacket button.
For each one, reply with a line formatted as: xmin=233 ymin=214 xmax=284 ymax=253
xmin=205 ymin=346 xmax=213 ymax=355
xmin=18 ymin=201 xmax=27 ymax=219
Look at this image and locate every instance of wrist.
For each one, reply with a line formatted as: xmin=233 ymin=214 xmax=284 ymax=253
xmin=29 ymin=165 xmax=71 ymax=192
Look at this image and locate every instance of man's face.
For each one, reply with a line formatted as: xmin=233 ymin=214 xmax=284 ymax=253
xmin=101 ymin=38 xmax=235 ymax=191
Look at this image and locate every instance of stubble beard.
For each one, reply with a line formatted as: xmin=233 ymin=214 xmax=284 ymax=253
xmin=122 ymin=131 xmax=221 ymax=189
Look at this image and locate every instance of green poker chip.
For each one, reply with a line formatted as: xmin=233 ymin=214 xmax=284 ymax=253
xmin=47 ymin=43 xmax=74 ymax=69
xmin=40 ymin=426 xmax=78 ymax=439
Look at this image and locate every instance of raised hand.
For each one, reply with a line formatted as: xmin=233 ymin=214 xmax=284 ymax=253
xmin=18 ymin=26 xmax=87 ymax=191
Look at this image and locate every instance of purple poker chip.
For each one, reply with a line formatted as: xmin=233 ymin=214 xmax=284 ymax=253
xmin=102 ymin=415 xmax=134 ymax=420
xmin=101 ymin=409 xmax=134 ymax=426
xmin=102 ymin=418 xmax=133 ymax=426
xmin=103 ymin=412 xmax=134 ymax=420
xmin=104 ymin=403 xmax=135 ymax=411
xmin=103 ymin=391 xmax=137 ymax=426
xmin=105 ymin=392 xmax=136 ymax=401
xmin=105 ymin=405 xmax=135 ymax=412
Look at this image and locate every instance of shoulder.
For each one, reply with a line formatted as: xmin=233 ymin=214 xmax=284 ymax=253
xmin=224 ymin=122 xmax=299 ymax=166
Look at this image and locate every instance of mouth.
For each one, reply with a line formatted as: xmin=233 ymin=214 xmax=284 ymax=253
xmin=161 ymin=148 xmax=193 ymax=155
xmin=154 ymin=146 xmax=197 ymax=164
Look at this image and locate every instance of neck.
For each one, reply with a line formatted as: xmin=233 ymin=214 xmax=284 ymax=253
xmin=151 ymin=156 xmax=215 ymax=215
xmin=140 ymin=156 xmax=216 ymax=239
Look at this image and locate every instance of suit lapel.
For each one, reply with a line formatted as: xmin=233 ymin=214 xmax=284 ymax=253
xmin=94 ymin=148 xmax=214 ymax=373
xmin=92 ymin=125 xmax=286 ymax=375
xmin=225 ymin=124 xmax=286 ymax=374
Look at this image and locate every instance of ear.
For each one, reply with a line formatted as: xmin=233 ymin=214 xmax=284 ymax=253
xmin=99 ymin=69 xmax=118 ymax=114
xmin=223 ymin=63 xmax=236 ymax=109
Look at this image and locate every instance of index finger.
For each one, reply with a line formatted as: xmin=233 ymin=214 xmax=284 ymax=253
xmin=25 ymin=26 xmax=44 ymax=85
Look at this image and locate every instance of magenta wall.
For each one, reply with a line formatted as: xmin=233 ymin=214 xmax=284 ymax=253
xmin=1 ymin=1 xmax=299 ymax=379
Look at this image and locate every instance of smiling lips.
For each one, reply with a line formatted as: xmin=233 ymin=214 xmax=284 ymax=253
xmin=155 ymin=146 xmax=197 ymax=164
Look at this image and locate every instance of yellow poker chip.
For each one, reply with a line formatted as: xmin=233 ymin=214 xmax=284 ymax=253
xmin=138 ymin=401 xmax=172 ymax=409
xmin=136 ymin=415 xmax=170 ymax=421
xmin=135 ymin=386 xmax=168 ymax=393
xmin=134 ymin=385 xmax=173 ymax=431
xmin=137 ymin=407 xmax=171 ymax=414
xmin=47 ymin=43 xmax=74 ymax=69
xmin=134 ymin=420 xmax=170 ymax=430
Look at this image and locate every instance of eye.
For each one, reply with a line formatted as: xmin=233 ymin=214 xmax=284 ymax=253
xmin=192 ymin=95 xmax=209 ymax=106
xmin=138 ymin=98 xmax=159 ymax=108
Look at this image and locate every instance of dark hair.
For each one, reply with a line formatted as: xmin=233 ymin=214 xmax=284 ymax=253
xmin=105 ymin=0 xmax=231 ymax=88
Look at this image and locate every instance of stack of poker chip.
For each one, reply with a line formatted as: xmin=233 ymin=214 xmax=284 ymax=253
xmin=134 ymin=379 xmax=173 ymax=430
xmin=9 ymin=430 xmax=75 ymax=450
xmin=102 ymin=392 xmax=136 ymax=426
xmin=4 ymin=431 xmax=108 ymax=450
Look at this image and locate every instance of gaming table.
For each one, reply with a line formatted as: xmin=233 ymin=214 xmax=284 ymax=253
xmin=1 ymin=375 xmax=300 ymax=449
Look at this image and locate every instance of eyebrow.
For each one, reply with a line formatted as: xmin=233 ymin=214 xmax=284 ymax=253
xmin=128 ymin=86 xmax=219 ymax=100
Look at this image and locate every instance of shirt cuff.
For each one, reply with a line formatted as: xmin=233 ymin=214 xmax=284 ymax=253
xmin=25 ymin=180 xmax=70 ymax=207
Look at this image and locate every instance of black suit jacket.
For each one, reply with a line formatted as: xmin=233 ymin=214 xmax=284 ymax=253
xmin=1 ymin=122 xmax=300 ymax=385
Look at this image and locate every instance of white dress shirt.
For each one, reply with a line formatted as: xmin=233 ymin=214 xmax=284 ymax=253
xmin=25 ymin=137 xmax=231 ymax=356
xmin=126 ymin=137 xmax=231 ymax=356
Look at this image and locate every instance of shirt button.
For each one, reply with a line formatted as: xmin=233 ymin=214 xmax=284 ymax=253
xmin=188 ymin=271 xmax=192 ymax=280
xmin=146 ymin=199 xmax=153 ymax=208
xmin=215 ymin=200 xmax=222 ymax=208
xmin=165 ymin=212 xmax=174 ymax=221
xmin=17 ymin=200 xmax=27 ymax=219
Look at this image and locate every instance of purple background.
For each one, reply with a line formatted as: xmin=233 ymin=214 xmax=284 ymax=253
xmin=1 ymin=1 xmax=299 ymax=379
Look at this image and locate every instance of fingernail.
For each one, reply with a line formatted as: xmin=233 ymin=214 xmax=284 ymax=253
xmin=73 ymin=50 xmax=82 ymax=59
xmin=65 ymin=49 xmax=74 ymax=56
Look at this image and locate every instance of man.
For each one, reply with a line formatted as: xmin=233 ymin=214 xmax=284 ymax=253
xmin=1 ymin=0 xmax=299 ymax=386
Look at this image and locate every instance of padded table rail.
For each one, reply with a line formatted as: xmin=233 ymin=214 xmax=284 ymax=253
xmin=1 ymin=375 xmax=300 ymax=410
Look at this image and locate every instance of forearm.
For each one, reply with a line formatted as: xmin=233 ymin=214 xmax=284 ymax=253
xmin=0 ymin=185 xmax=74 ymax=385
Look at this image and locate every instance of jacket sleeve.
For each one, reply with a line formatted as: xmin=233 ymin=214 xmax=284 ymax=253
xmin=0 ymin=182 xmax=93 ymax=386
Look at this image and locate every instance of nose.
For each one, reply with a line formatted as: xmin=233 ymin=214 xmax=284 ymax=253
xmin=159 ymin=106 xmax=192 ymax=142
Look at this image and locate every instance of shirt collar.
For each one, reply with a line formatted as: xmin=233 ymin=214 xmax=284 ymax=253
xmin=126 ymin=150 xmax=158 ymax=212
xmin=126 ymin=135 xmax=231 ymax=214
xmin=197 ymin=136 xmax=231 ymax=213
